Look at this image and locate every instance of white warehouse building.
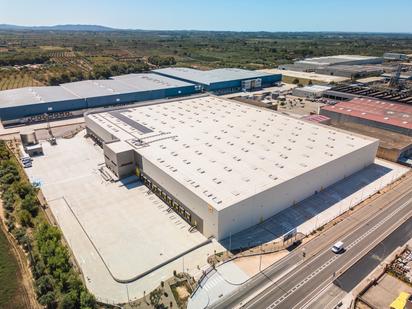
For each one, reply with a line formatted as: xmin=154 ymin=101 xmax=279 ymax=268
xmin=85 ymin=96 xmax=379 ymax=240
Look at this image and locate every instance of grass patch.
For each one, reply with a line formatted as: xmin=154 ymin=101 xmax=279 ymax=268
xmin=0 ymin=227 xmax=21 ymax=308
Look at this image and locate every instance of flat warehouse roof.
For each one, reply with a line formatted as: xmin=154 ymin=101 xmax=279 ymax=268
xmin=61 ymin=79 xmax=142 ymax=98
xmin=0 ymin=86 xmax=81 ymax=108
xmin=296 ymin=55 xmax=383 ymax=66
xmin=111 ymin=73 xmax=194 ymax=89
xmin=87 ymin=96 xmax=376 ymax=210
xmin=322 ymin=98 xmax=412 ymax=130
xmin=62 ymin=73 xmax=195 ymax=98
xmin=297 ymin=85 xmax=332 ymax=93
xmin=153 ymin=67 xmax=277 ymax=85
xmin=260 ymin=69 xmax=349 ymax=83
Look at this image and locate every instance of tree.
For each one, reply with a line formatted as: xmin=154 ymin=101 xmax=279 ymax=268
xmin=59 ymin=291 xmax=79 ymax=309
xmin=21 ymin=193 xmax=39 ymax=216
xmin=38 ymin=291 xmax=57 ymax=308
xmin=292 ymin=78 xmax=300 ymax=84
xmin=80 ymin=291 xmax=96 ymax=309
xmin=18 ymin=209 xmax=32 ymax=227
xmin=35 ymin=274 xmax=55 ymax=296
xmin=13 ymin=181 xmax=36 ymax=199
xmin=150 ymin=289 xmax=163 ymax=307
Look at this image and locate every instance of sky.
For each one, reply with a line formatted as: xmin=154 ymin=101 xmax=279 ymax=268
xmin=1 ymin=0 xmax=412 ymax=33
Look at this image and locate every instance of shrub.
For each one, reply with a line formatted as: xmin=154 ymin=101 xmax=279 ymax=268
xmin=18 ymin=209 xmax=33 ymax=227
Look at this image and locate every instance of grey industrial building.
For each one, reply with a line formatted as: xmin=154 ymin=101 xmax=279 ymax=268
xmin=0 ymin=73 xmax=197 ymax=125
xmin=86 ymin=96 xmax=378 ymax=240
xmin=315 ymin=65 xmax=384 ymax=79
xmin=279 ymin=55 xmax=383 ymax=73
xmin=383 ymin=53 xmax=409 ymax=61
xmin=153 ymin=67 xmax=282 ymax=94
xmin=292 ymin=85 xmax=331 ymax=99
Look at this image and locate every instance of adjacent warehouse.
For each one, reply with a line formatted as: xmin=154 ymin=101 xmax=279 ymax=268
xmin=321 ymin=98 xmax=412 ymax=136
xmin=260 ymin=68 xmax=350 ymax=85
xmin=383 ymin=53 xmax=409 ymax=61
xmin=0 ymin=73 xmax=197 ymax=125
xmin=61 ymin=73 xmax=196 ymax=108
xmin=153 ymin=67 xmax=282 ymax=94
xmin=86 ymin=96 xmax=378 ymax=240
xmin=320 ymin=98 xmax=412 ymax=162
xmin=315 ymin=65 xmax=384 ymax=79
xmin=280 ymin=55 xmax=383 ymax=72
xmin=0 ymin=86 xmax=86 ymax=125
xmin=292 ymin=85 xmax=332 ymax=99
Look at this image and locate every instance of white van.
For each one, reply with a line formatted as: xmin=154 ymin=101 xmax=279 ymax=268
xmin=331 ymin=241 xmax=344 ymax=253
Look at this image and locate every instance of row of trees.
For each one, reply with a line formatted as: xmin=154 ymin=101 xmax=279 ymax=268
xmin=92 ymin=62 xmax=150 ymax=79
xmin=0 ymin=53 xmax=50 ymax=66
xmin=0 ymin=141 xmax=96 ymax=309
xmin=148 ymin=55 xmax=176 ymax=66
xmin=47 ymin=62 xmax=150 ymax=85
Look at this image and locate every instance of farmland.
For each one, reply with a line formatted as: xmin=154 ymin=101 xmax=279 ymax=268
xmin=0 ymin=225 xmax=29 ymax=309
xmin=0 ymin=72 xmax=43 ymax=90
xmin=0 ymin=30 xmax=411 ymax=90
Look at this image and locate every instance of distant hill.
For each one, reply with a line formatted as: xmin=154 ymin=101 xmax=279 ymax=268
xmin=0 ymin=24 xmax=118 ymax=32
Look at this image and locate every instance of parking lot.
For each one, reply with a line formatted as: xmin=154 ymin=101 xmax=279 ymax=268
xmin=25 ymin=131 xmax=223 ymax=303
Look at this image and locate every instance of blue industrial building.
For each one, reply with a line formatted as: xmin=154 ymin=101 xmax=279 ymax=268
xmin=0 ymin=86 xmax=86 ymax=124
xmin=0 ymin=73 xmax=196 ymax=125
xmin=0 ymin=69 xmax=283 ymax=125
xmin=153 ymin=67 xmax=282 ymax=94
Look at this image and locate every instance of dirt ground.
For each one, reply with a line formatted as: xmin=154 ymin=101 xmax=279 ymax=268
xmin=233 ymin=251 xmax=289 ymax=277
xmin=176 ymin=285 xmax=190 ymax=300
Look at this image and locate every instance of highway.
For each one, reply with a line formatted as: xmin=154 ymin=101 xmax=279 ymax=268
xmin=211 ymin=175 xmax=412 ymax=309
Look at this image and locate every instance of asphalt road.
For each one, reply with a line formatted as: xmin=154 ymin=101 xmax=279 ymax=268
xmin=212 ymin=175 xmax=412 ymax=309
xmin=336 ymin=215 xmax=412 ymax=292
xmin=308 ymin=215 xmax=412 ymax=309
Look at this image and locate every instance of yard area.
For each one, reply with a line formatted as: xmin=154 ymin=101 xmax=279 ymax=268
xmin=25 ymin=130 xmax=223 ymax=303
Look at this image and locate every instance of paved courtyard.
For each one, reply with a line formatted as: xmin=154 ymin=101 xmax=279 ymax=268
xmin=26 ymin=131 xmax=223 ymax=303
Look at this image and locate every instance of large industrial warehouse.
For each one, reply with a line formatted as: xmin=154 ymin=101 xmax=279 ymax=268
xmin=153 ymin=67 xmax=282 ymax=93
xmin=85 ymin=96 xmax=379 ymax=240
xmin=0 ymin=73 xmax=197 ymax=125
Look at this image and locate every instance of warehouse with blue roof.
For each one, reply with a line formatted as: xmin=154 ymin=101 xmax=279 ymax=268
xmin=153 ymin=67 xmax=282 ymax=94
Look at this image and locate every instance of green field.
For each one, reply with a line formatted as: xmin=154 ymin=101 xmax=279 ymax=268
xmin=0 ymin=226 xmax=20 ymax=308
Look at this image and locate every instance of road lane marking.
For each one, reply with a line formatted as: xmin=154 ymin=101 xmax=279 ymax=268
xmin=263 ymin=197 xmax=412 ymax=309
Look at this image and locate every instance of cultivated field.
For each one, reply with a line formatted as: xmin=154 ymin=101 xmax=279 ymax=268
xmin=0 ymin=227 xmax=30 ymax=309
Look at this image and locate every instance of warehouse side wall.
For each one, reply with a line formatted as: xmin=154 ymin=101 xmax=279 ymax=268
xmin=0 ymin=98 xmax=86 ymax=121
xmin=141 ymin=157 xmax=219 ymax=238
xmin=84 ymin=115 xmax=118 ymax=143
xmin=217 ymin=140 xmax=379 ymax=240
